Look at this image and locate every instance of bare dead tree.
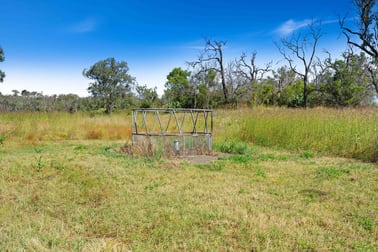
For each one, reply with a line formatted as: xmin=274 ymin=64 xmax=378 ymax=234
xmin=341 ymin=0 xmax=378 ymax=94
xmin=341 ymin=0 xmax=378 ymax=60
xmin=235 ymin=52 xmax=272 ymax=83
xmin=189 ymin=39 xmax=229 ymax=103
xmin=276 ymin=21 xmax=322 ymax=108
xmin=311 ymin=51 xmax=333 ymax=89
xmin=231 ymin=52 xmax=272 ymax=104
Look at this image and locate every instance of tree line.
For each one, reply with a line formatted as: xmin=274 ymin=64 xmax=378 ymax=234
xmin=0 ymin=0 xmax=377 ymax=113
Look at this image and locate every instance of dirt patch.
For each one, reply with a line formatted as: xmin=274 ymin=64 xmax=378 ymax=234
xmin=179 ymin=152 xmax=229 ymax=164
xmin=180 ymin=155 xmax=219 ymax=164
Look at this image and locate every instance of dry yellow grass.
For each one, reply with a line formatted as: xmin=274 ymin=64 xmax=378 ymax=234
xmin=1 ymin=107 xmax=376 ymax=161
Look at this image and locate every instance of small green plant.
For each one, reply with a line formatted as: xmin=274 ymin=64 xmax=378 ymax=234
xmin=74 ymin=145 xmax=87 ymax=151
xmin=256 ymin=167 xmax=266 ymax=178
xmin=229 ymin=154 xmax=252 ymax=163
xmin=300 ymin=150 xmax=315 ymax=159
xmin=238 ymin=188 xmax=248 ymax=194
xmin=316 ymin=166 xmax=349 ymax=179
xmin=34 ymin=147 xmax=43 ymax=153
xmin=100 ymin=145 xmax=126 ymax=159
xmin=209 ymin=162 xmax=225 ymax=171
xmin=33 ymin=155 xmax=44 ymax=171
xmin=0 ymin=134 xmax=6 ymax=145
xmin=144 ymin=182 xmax=166 ymax=191
xmin=358 ymin=216 xmax=373 ymax=231
xmin=50 ymin=159 xmax=66 ymax=171
xmin=197 ymin=162 xmax=225 ymax=172
xmin=258 ymin=153 xmax=275 ymax=161
xmin=299 ymin=189 xmax=327 ymax=205
xmin=217 ymin=142 xmax=250 ymax=154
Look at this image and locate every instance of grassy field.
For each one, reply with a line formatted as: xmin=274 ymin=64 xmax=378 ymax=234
xmin=215 ymin=107 xmax=377 ymax=162
xmin=0 ymin=108 xmax=377 ymax=250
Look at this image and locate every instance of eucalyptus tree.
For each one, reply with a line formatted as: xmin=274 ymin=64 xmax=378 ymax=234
xmin=189 ymin=39 xmax=229 ymax=103
xmin=276 ymin=21 xmax=322 ymax=108
xmin=317 ymin=49 xmax=375 ymax=106
xmin=83 ymin=58 xmax=135 ymax=113
xmin=135 ymin=84 xmax=159 ymax=108
xmin=164 ymin=67 xmax=192 ymax=108
xmin=189 ymin=69 xmax=218 ymax=108
xmin=273 ymin=66 xmax=298 ymax=104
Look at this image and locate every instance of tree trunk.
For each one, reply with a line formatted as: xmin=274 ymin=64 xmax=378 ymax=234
xmin=303 ymin=75 xmax=308 ymax=108
xmin=218 ymin=47 xmax=228 ymax=103
xmin=106 ymin=94 xmax=113 ymax=114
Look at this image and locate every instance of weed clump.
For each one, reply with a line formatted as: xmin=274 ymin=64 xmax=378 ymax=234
xmin=0 ymin=134 xmax=6 ymax=145
xmin=216 ymin=142 xmax=250 ymax=154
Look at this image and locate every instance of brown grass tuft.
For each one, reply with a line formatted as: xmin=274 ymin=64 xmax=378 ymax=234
xmin=86 ymin=129 xmax=104 ymax=139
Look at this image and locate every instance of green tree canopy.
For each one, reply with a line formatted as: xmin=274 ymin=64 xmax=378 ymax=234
xmin=319 ymin=52 xmax=373 ymax=106
xmin=135 ymin=84 xmax=159 ymax=108
xmin=164 ymin=67 xmax=192 ymax=108
xmin=83 ymin=57 xmax=135 ymax=113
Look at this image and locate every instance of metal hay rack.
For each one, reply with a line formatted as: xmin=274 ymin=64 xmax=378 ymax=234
xmin=132 ymin=108 xmax=213 ymax=156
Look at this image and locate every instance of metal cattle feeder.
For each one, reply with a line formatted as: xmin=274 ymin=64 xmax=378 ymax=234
xmin=132 ymin=108 xmax=213 ymax=156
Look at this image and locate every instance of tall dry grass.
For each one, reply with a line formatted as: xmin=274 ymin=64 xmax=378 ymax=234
xmin=216 ymin=107 xmax=377 ymax=162
xmin=0 ymin=112 xmax=132 ymax=143
xmin=1 ymin=107 xmax=376 ymax=161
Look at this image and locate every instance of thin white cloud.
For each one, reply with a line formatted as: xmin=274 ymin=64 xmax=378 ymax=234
xmin=275 ymin=19 xmax=313 ymax=36
xmin=322 ymin=19 xmax=339 ymax=25
xmin=275 ymin=18 xmax=351 ymax=37
xmin=69 ymin=18 xmax=97 ymax=33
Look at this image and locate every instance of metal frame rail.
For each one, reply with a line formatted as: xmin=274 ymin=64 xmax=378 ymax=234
xmin=132 ymin=108 xmax=213 ymax=136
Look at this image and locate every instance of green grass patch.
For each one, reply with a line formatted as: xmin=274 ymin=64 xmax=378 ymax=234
xmin=215 ymin=141 xmax=250 ymax=154
xmin=0 ymin=140 xmax=377 ymax=250
xmin=316 ymin=166 xmax=350 ymax=179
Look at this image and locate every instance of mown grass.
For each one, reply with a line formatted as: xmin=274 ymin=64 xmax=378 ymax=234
xmin=0 ymin=140 xmax=377 ymax=251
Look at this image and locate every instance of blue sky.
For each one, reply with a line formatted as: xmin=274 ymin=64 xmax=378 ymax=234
xmin=0 ymin=0 xmax=355 ymax=96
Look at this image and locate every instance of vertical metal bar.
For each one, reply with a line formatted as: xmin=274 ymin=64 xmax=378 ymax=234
xmin=180 ymin=111 xmax=186 ymax=133
xmin=142 ymin=110 xmax=148 ymax=134
xmin=132 ymin=110 xmax=138 ymax=134
xmin=211 ymin=110 xmax=214 ymax=134
xmin=172 ymin=109 xmax=181 ymax=134
xmin=165 ymin=110 xmax=172 ymax=133
xmin=151 ymin=110 xmax=158 ymax=133
xmin=192 ymin=111 xmax=199 ymax=134
xmin=204 ymin=111 xmax=208 ymax=133
xmin=132 ymin=110 xmax=138 ymax=145
xmin=190 ymin=110 xmax=195 ymax=133
xmin=156 ymin=110 xmax=164 ymax=134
